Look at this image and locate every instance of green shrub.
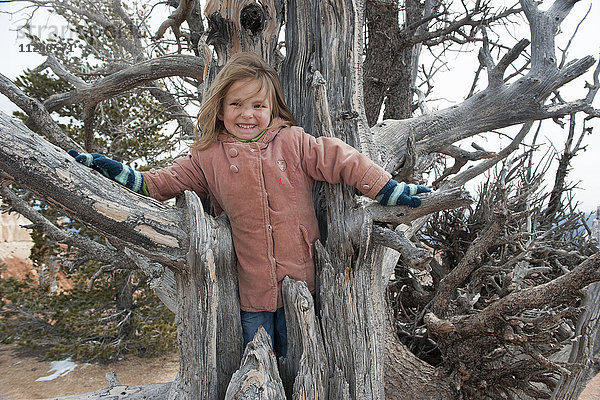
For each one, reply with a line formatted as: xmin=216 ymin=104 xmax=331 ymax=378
xmin=0 ymin=265 xmax=177 ymax=363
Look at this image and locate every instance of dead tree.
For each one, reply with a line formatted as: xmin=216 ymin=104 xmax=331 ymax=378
xmin=0 ymin=0 xmax=599 ymax=399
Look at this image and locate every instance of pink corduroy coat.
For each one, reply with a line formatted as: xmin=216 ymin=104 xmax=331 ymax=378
xmin=143 ymin=121 xmax=391 ymax=312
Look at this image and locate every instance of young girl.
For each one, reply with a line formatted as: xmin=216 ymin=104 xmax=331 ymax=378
xmin=69 ymin=52 xmax=430 ymax=358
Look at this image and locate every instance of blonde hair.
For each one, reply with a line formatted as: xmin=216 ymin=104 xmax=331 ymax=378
xmin=192 ymin=52 xmax=296 ymax=150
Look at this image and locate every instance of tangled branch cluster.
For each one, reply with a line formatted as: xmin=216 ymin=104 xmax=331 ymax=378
xmin=390 ymin=145 xmax=598 ymax=398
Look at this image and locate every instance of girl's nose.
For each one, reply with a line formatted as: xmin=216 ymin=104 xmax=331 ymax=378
xmin=241 ymin=107 xmax=253 ymax=118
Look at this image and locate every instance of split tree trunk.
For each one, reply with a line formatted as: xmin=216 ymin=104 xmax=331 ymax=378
xmin=167 ymin=192 xmax=241 ymax=400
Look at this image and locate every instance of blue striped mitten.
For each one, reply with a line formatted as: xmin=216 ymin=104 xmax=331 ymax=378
xmin=376 ymin=179 xmax=431 ymax=208
xmin=68 ymin=150 xmax=148 ymax=195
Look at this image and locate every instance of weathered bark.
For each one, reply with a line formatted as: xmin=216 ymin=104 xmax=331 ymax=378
xmin=316 ymin=226 xmax=386 ymax=399
xmin=294 ymin=1 xmax=388 ymax=397
xmin=372 ymin=225 xmax=432 ymax=271
xmin=364 ymin=0 xmax=422 ymax=123
xmin=204 ymin=0 xmax=284 ymax=64
xmin=363 ymin=0 xmax=403 ymax=124
xmin=43 ymin=55 xmax=208 ymax=112
xmin=0 ymin=73 xmax=83 ymax=152
xmin=384 ymin=326 xmax=454 ymax=400
xmin=225 ymin=327 xmax=286 ymax=399
xmin=279 ymin=0 xmax=317 ymax=130
xmin=365 ymin=187 xmax=473 ymax=225
xmin=167 ymin=192 xmax=241 ymax=400
xmin=0 ymin=185 xmax=131 ymax=269
xmin=279 ymin=277 xmax=327 ymax=399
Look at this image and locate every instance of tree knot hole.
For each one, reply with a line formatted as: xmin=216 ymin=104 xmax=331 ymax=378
xmin=240 ymin=4 xmax=265 ymax=36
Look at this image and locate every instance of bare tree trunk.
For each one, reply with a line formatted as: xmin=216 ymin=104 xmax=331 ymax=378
xmin=166 ymin=193 xmax=242 ymax=400
xmin=384 ymin=326 xmax=454 ymax=400
xmin=280 ymin=0 xmax=317 ymax=131
xmin=309 ymin=1 xmax=388 ymax=397
xmin=279 ymin=277 xmax=328 ymax=399
xmin=204 ymin=0 xmax=284 ymax=64
xmin=363 ymin=0 xmax=424 ymax=124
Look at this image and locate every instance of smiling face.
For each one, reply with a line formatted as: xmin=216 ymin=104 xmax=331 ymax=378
xmin=218 ymin=78 xmax=272 ymax=141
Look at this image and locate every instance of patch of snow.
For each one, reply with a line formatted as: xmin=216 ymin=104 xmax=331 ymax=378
xmin=35 ymin=358 xmax=78 ymax=382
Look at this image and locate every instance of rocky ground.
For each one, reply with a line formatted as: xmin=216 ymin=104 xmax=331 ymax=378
xmin=0 ymin=344 xmax=178 ymax=399
xmin=1 ymin=341 xmax=599 ymax=399
xmin=581 ymin=374 xmax=600 ymax=399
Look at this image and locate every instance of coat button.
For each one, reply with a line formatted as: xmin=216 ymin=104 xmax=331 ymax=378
xmin=228 ymin=148 xmax=238 ymax=157
xmin=230 ymin=165 xmax=239 ymax=173
xmin=363 ymin=184 xmax=370 ymax=190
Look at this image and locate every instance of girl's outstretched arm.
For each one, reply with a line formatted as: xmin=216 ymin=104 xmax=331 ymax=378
xmin=297 ymin=128 xmax=430 ymax=207
xmin=68 ymin=150 xmax=149 ymax=195
xmin=375 ymin=179 xmax=431 ymax=208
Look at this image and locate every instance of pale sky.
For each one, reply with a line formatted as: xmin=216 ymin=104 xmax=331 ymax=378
xmin=0 ymin=1 xmax=598 ymax=213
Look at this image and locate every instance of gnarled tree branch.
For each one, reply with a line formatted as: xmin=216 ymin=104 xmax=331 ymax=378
xmin=365 ymin=187 xmax=473 ymax=225
xmin=448 ymin=252 xmax=600 ymax=337
xmin=0 ymin=111 xmax=189 ymax=267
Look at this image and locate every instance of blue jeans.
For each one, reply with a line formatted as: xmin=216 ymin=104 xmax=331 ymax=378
xmin=240 ymin=307 xmax=287 ymax=358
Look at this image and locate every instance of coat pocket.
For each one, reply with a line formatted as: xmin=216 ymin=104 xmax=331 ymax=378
xmin=299 ymin=224 xmax=316 ymax=261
